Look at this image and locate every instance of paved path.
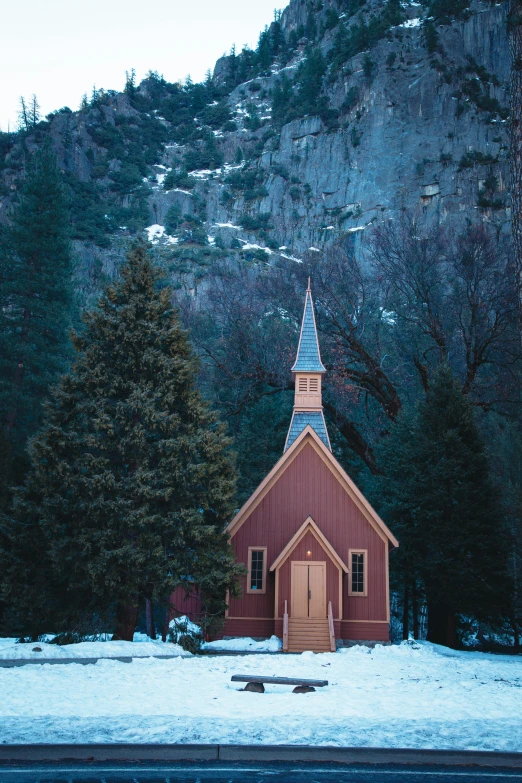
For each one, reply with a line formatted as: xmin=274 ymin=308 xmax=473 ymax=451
xmin=1 ymin=745 xmax=522 ymax=771
xmin=0 ymin=651 xmax=290 ymax=667
xmin=1 ymin=761 xmax=521 ymax=783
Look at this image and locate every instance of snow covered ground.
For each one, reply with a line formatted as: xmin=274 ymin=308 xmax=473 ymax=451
xmin=0 ymin=628 xmax=282 ymax=659
xmin=0 ymin=641 xmax=521 ymax=749
xmin=0 ymin=635 xmax=189 ymax=660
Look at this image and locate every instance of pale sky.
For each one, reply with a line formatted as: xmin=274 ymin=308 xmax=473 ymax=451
xmin=0 ymin=0 xmax=286 ymax=132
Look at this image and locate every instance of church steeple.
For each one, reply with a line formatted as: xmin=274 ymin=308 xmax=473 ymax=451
xmin=284 ymin=281 xmax=331 ymax=452
xmin=291 ymin=278 xmax=326 ymax=374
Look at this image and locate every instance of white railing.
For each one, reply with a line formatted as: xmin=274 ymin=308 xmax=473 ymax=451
xmin=283 ymin=600 xmax=289 ymax=652
xmin=328 ymin=601 xmax=336 ymax=652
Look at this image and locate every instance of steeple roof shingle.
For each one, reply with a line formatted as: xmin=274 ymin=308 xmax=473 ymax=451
xmin=291 ymin=284 xmax=326 ymax=373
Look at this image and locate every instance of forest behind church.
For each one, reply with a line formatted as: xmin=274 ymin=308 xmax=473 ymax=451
xmin=0 ymin=0 xmax=521 ymax=648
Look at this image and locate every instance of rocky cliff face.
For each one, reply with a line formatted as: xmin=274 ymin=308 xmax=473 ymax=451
xmin=0 ymin=0 xmax=511 ymax=293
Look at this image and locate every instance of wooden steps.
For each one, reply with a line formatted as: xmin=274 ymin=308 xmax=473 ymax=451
xmin=287 ymin=617 xmax=331 ymax=653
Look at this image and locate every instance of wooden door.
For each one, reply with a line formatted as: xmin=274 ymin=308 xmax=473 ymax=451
xmin=291 ymin=563 xmax=309 ymax=617
xmin=308 ymin=563 xmax=326 ymax=618
xmin=291 ymin=562 xmax=326 ymax=618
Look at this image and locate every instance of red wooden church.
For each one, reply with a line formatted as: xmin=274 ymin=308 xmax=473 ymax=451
xmin=175 ymin=284 xmax=398 ymax=651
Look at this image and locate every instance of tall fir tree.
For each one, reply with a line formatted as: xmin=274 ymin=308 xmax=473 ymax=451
xmin=374 ymin=365 xmax=512 ymax=647
xmin=0 ymin=141 xmax=73 ymax=464
xmin=1 ymin=244 xmax=242 ymax=640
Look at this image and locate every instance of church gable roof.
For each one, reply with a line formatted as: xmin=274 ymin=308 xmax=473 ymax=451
xmin=291 ymin=287 xmax=326 ymax=373
xmin=270 ymin=516 xmax=349 ymax=573
xmin=227 ymin=425 xmax=399 ymax=548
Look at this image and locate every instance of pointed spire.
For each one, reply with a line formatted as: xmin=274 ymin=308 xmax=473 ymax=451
xmin=291 ymin=283 xmax=326 ymax=373
xmin=284 ymin=283 xmax=331 ymax=452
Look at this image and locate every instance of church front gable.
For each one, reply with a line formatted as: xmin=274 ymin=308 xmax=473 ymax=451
xmin=228 ymin=431 xmax=394 ymax=626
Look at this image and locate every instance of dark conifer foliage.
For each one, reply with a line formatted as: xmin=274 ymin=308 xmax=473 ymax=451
xmin=0 ymin=142 xmax=73 ymax=461
xmin=374 ymin=365 xmax=512 ymax=647
xmin=0 ymin=244 xmax=242 ymax=640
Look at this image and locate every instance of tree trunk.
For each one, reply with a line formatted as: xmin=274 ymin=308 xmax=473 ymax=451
xmin=510 ymin=614 xmax=520 ymax=650
xmin=113 ymin=600 xmax=138 ymax=641
xmin=509 ymin=0 xmax=522 ymax=315
xmin=426 ymin=599 xmax=456 ymax=647
xmin=402 ymin=578 xmax=410 ymax=640
xmin=412 ymin=583 xmax=420 ymax=640
xmin=145 ymin=599 xmax=156 ymax=640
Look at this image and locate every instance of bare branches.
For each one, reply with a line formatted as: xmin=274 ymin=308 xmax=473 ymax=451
xmin=175 ymin=217 xmax=519 ymax=476
xmin=369 ymin=218 xmax=519 ymax=408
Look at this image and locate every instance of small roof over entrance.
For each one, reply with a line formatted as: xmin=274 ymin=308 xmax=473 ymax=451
xmin=270 ymin=515 xmax=349 ymax=573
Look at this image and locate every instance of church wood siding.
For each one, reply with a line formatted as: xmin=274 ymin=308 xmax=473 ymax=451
xmin=227 ymin=442 xmax=388 ymax=626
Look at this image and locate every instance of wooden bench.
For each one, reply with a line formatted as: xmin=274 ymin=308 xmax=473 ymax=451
xmin=231 ymin=674 xmax=328 ymax=693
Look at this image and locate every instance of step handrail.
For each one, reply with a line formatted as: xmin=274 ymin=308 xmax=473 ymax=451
xmin=328 ymin=601 xmax=336 ymax=652
xmin=283 ymin=600 xmax=289 ymax=652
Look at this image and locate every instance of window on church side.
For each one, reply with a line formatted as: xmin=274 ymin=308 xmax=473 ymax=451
xmin=247 ymin=547 xmax=267 ymax=593
xmin=349 ymin=550 xmax=367 ymax=596
xmin=298 ymin=377 xmax=308 ymax=392
xmin=309 ymin=378 xmax=318 ymax=392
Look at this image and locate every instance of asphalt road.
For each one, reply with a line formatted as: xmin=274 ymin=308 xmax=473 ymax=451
xmin=1 ymin=763 xmax=521 ymax=783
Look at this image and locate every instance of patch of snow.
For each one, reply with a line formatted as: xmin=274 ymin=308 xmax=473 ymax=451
xmin=309 ymin=247 xmax=321 ymax=252
xmin=1 ymin=641 xmax=521 ymax=747
xmin=208 ymin=235 xmax=216 ymax=245
xmin=280 ymin=252 xmax=302 ymax=264
xmin=189 ymin=168 xmax=222 ymax=179
xmin=0 ymin=634 xmax=190 ymax=660
xmin=145 ymin=224 xmax=165 ymax=243
xmin=399 ymin=17 xmax=422 ymax=27
xmin=240 ymin=242 xmax=272 ymax=254
xmin=271 ymin=57 xmax=305 ymax=77
xmin=203 ymin=635 xmax=282 ymax=653
xmin=214 ymin=222 xmax=241 ymax=229
xmin=223 ymin=163 xmax=243 ymax=173
xmin=346 ymin=226 xmax=365 ymax=233
xmin=145 ymin=224 xmax=178 ymax=245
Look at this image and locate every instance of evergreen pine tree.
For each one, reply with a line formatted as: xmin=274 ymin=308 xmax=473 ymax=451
xmin=374 ymin=365 xmax=511 ymax=647
xmin=1 ymin=244 xmax=242 ymax=640
xmin=0 ymin=142 xmax=73 ymax=460
xmin=297 ymin=47 xmax=327 ymax=116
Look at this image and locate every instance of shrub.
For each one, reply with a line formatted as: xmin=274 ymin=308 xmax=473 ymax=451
xmin=340 ymin=86 xmax=359 ymax=114
xmin=241 ymin=213 xmax=272 ymax=230
xmin=168 ymin=617 xmax=202 ymax=654
xmin=164 ymin=203 xmax=182 ymax=234
xmin=458 ymin=151 xmax=498 ymax=171
xmin=164 ymin=169 xmax=195 ymax=190
xmin=363 ymin=54 xmax=376 ymax=79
